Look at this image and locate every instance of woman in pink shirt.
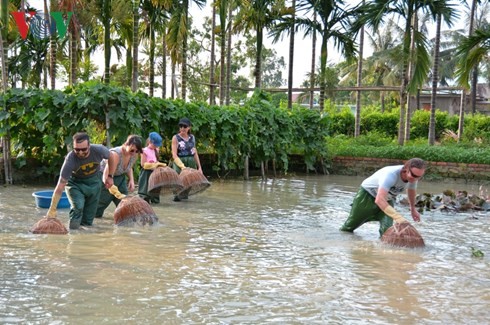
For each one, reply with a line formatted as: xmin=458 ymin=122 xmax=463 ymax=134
xmin=138 ymin=132 xmax=163 ymax=204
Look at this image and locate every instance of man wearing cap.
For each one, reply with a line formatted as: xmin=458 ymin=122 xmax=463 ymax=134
xmin=138 ymin=131 xmax=164 ymax=203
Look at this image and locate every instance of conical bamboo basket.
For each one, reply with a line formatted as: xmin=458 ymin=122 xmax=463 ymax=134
xmin=381 ymin=223 xmax=425 ymax=248
xmin=113 ymin=196 xmax=158 ymax=226
xmin=148 ymin=167 xmax=184 ymax=195
xmin=176 ymin=168 xmax=211 ymax=198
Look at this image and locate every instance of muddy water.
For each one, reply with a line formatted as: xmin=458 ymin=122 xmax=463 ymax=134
xmin=0 ymin=175 xmax=489 ymax=324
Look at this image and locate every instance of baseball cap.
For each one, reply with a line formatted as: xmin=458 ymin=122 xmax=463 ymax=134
xmin=149 ymin=132 xmax=162 ymax=147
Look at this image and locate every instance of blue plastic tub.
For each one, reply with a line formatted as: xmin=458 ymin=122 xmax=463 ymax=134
xmin=32 ymin=190 xmax=70 ymax=209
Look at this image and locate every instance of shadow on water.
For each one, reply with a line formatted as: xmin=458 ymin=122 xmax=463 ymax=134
xmin=0 ymin=175 xmax=489 ymax=324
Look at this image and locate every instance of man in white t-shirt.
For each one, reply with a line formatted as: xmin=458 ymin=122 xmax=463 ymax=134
xmin=340 ymin=158 xmax=427 ymax=236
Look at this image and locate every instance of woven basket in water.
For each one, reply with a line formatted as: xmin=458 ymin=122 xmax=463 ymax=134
xmin=148 ymin=167 xmax=184 ymax=195
xmin=177 ymin=168 xmax=211 ymax=197
xmin=113 ymin=196 xmax=158 ymax=226
xmin=381 ymin=223 xmax=425 ymax=248
xmin=30 ymin=217 xmax=68 ymax=234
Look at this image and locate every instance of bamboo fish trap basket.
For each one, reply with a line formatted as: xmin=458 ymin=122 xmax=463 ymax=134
xmin=148 ymin=167 xmax=184 ymax=195
xmin=176 ymin=168 xmax=211 ymax=198
xmin=113 ymin=196 xmax=158 ymax=226
xmin=381 ymin=223 xmax=425 ymax=248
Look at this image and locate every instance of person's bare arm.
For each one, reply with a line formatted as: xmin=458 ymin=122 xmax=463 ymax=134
xmin=375 ymin=187 xmax=408 ymax=223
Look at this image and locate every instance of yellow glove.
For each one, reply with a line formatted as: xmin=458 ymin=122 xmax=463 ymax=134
xmin=143 ymin=162 xmax=167 ymax=170
xmin=383 ymin=205 xmax=408 ymax=223
xmin=174 ymin=157 xmax=186 ymax=169
xmin=109 ymin=185 xmax=126 ymax=200
xmin=46 ymin=191 xmax=61 ymax=218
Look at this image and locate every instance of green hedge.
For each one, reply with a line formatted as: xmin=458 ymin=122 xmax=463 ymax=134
xmin=328 ymin=105 xmax=490 ymax=144
xmin=0 ymin=82 xmax=329 ymax=176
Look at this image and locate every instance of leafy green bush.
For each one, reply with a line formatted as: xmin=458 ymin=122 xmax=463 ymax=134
xmin=328 ymin=135 xmax=490 ymax=165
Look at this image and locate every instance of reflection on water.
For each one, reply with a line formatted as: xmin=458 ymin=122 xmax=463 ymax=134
xmin=0 ymin=175 xmax=489 ymax=324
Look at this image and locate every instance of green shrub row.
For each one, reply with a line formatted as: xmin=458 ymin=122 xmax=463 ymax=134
xmin=0 ymin=82 xmax=329 ymax=177
xmin=327 ymin=105 xmax=490 ymax=143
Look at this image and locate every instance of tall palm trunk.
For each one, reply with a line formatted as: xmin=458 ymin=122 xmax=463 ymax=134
xmin=209 ymin=2 xmax=216 ymax=105
xmin=0 ymin=0 xmax=11 ymax=184
xmin=469 ymin=0 xmax=478 ymax=114
xmin=458 ymin=91 xmax=465 ymax=142
xmin=69 ymin=33 xmax=77 ymax=86
xmin=309 ymin=12 xmax=316 ymax=109
xmin=162 ymin=29 xmax=167 ymax=98
xmin=219 ymin=2 xmax=226 ymax=105
xmin=397 ymin=10 xmax=413 ymax=146
xmin=428 ymin=13 xmax=442 ymax=146
xmin=318 ymin=36 xmax=328 ymax=111
xmin=181 ymin=0 xmax=189 ymax=100
xmin=103 ymin=0 xmax=111 ymax=84
xmin=149 ymin=25 xmax=155 ymax=97
xmin=404 ymin=12 xmax=418 ymax=143
xmin=355 ymin=23 xmax=364 ymax=137
xmin=287 ymin=0 xmax=296 ymax=109
xmin=225 ymin=4 xmax=232 ymax=105
xmin=132 ymin=0 xmax=140 ymax=92
xmin=126 ymin=43 xmax=133 ymax=87
xmin=254 ymin=28 xmax=263 ymax=89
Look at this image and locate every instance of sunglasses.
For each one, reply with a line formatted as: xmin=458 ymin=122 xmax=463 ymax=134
xmin=409 ymin=168 xmax=423 ymax=178
xmin=179 ymin=124 xmax=189 ymax=128
xmin=73 ymin=147 xmax=88 ymax=153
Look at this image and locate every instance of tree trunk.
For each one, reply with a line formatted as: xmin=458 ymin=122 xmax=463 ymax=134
xmin=70 ymin=33 xmax=77 ymax=86
xmin=244 ymin=155 xmax=249 ymax=180
xmin=469 ymin=0 xmax=478 ymax=114
xmin=219 ymin=3 xmax=226 ymax=105
xmin=254 ymin=28 xmax=263 ymax=89
xmin=132 ymin=0 xmax=140 ymax=92
xmin=209 ymin=2 xmax=216 ymax=105
xmin=309 ymin=12 xmax=316 ymax=109
xmin=458 ymin=91 xmax=465 ymax=142
xmin=162 ymin=29 xmax=167 ymax=98
xmin=355 ymin=23 xmax=364 ymax=137
xmin=149 ymin=25 xmax=155 ymax=97
xmin=225 ymin=4 xmax=232 ymax=105
xmin=428 ymin=14 xmax=441 ymax=146
xmin=181 ymin=0 xmax=189 ymax=100
xmin=103 ymin=0 xmax=111 ymax=84
xmin=404 ymin=12 xmax=417 ymax=143
xmin=287 ymin=0 xmax=296 ymax=109
xmin=318 ymin=35 xmax=328 ymax=111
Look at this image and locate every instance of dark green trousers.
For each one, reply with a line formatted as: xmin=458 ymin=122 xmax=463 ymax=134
xmin=340 ymin=187 xmax=394 ymax=237
xmin=65 ymin=173 xmax=102 ymax=229
xmin=138 ymin=169 xmax=160 ymax=204
xmin=95 ymin=174 xmax=127 ymax=218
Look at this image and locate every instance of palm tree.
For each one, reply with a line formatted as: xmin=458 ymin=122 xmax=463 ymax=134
xmin=455 ymin=28 xmax=490 ymax=87
xmin=354 ymin=0 xmax=457 ymax=145
xmin=295 ymin=0 xmax=356 ymax=111
xmin=141 ymin=0 xmax=170 ymax=96
xmin=58 ymin=0 xmax=83 ymax=87
xmin=235 ymin=0 xmax=285 ymax=89
xmin=167 ymin=0 xmax=206 ymax=100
